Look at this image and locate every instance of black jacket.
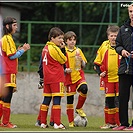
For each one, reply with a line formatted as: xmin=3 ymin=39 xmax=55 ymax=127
xmin=115 ymin=19 xmax=133 ymax=75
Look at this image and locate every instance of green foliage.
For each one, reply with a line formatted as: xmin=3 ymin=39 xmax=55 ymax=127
xmin=8 ymin=2 xmax=132 ymax=72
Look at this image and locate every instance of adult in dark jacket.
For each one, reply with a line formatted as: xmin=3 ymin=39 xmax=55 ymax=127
xmin=113 ymin=4 xmax=133 ymax=131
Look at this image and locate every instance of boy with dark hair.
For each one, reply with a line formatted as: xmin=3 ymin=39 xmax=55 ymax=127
xmin=64 ymin=31 xmax=88 ymax=127
xmin=40 ymin=27 xmax=67 ymax=129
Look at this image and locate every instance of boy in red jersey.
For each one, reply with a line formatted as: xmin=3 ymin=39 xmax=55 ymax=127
xmin=40 ymin=27 xmax=67 ymax=129
xmin=35 ymin=55 xmax=54 ymax=127
xmin=0 ymin=16 xmax=30 ymax=128
xmin=64 ymin=31 xmax=88 ymax=127
xmin=94 ymin=25 xmax=120 ymax=129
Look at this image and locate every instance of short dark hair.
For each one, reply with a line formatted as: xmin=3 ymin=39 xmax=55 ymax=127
xmin=64 ymin=31 xmax=77 ymax=43
xmin=3 ymin=16 xmax=17 ymax=35
xmin=48 ymin=27 xmax=64 ymax=41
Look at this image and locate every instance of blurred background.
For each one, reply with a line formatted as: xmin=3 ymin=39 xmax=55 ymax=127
xmin=0 ymin=2 xmax=132 ymax=73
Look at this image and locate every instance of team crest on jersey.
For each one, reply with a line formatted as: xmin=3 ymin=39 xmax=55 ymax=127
xmin=125 ymin=28 xmax=128 ymax=32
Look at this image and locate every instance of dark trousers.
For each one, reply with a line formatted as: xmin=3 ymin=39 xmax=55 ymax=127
xmin=119 ymin=74 xmax=133 ymax=126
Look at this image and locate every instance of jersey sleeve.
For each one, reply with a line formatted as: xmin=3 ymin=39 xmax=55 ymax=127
xmin=49 ymin=45 xmax=67 ymax=64
xmin=2 ymin=35 xmax=17 ymax=56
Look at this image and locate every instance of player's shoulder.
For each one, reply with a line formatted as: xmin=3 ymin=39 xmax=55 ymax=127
xmin=2 ymin=34 xmax=12 ymax=41
xmin=102 ymin=40 xmax=110 ymax=46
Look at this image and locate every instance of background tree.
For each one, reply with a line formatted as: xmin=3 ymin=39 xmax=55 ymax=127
xmin=5 ymin=2 xmax=131 ymax=72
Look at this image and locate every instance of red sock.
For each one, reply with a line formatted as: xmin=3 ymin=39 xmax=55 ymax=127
xmin=50 ymin=105 xmax=54 ymax=122
xmin=37 ymin=105 xmax=41 ymax=121
xmin=67 ymin=104 xmax=74 ymax=123
xmin=0 ymin=100 xmax=3 ymax=120
xmin=76 ymin=93 xmax=86 ymax=109
xmin=104 ymin=106 xmax=108 ymax=124
xmin=2 ymin=103 xmax=10 ymax=125
xmin=108 ymin=108 xmax=116 ymax=125
xmin=115 ymin=108 xmax=120 ymax=126
xmin=40 ymin=104 xmax=48 ymax=124
xmin=53 ymin=105 xmax=61 ymax=125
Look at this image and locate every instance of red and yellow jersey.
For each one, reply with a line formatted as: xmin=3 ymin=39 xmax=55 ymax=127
xmin=1 ymin=34 xmax=18 ymax=74
xmin=65 ymin=46 xmax=87 ymax=84
xmin=94 ymin=41 xmax=121 ymax=83
xmin=0 ymin=40 xmax=4 ymax=74
xmin=42 ymin=41 xmax=67 ymax=84
xmin=96 ymin=40 xmax=110 ymax=54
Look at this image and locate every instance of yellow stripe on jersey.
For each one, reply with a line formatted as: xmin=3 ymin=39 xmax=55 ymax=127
xmin=47 ymin=41 xmax=67 ymax=64
xmin=96 ymin=40 xmax=110 ymax=54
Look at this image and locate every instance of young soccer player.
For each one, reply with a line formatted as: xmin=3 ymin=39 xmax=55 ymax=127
xmin=0 ymin=16 xmax=30 ymax=128
xmin=40 ymin=27 xmax=67 ymax=129
xmin=35 ymin=55 xmax=54 ymax=127
xmin=64 ymin=31 xmax=88 ymax=127
xmin=94 ymin=25 xmax=120 ymax=129
xmin=0 ymin=40 xmax=5 ymax=121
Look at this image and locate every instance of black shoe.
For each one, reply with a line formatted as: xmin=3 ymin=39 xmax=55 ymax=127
xmin=50 ymin=121 xmax=54 ymax=126
xmin=35 ymin=120 xmax=41 ymax=127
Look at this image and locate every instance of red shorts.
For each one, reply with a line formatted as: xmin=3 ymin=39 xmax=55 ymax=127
xmin=66 ymin=78 xmax=87 ymax=96
xmin=4 ymin=73 xmax=16 ymax=88
xmin=104 ymin=82 xmax=119 ymax=97
xmin=43 ymin=82 xmax=65 ymax=97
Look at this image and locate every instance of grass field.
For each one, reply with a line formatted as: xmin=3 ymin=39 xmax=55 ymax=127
xmin=0 ymin=114 xmax=121 ymax=132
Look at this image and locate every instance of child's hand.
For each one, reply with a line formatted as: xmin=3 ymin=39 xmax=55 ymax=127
xmin=131 ymin=51 xmax=133 ymax=58
xmin=65 ymin=68 xmax=72 ymax=73
xmin=60 ymin=42 xmax=66 ymax=48
xmin=100 ymin=71 xmax=106 ymax=77
xmin=22 ymin=43 xmax=30 ymax=51
xmin=17 ymin=45 xmax=23 ymax=50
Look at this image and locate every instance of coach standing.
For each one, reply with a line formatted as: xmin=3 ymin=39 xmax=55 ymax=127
xmin=113 ymin=4 xmax=133 ymax=131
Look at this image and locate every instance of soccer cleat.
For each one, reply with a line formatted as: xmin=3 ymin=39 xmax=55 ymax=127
xmin=40 ymin=123 xmax=48 ymax=128
xmin=100 ymin=124 xmax=111 ymax=129
xmin=49 ymin=121 xmax=54 ymax=126
xmin=35 ymin=120 xmax=41 ymax=127
xmin=123 ymin=126 xmax=133 ymax=131
xmin=76 ymin=108 xmax=86 ymax=117
xmin=54 ymin=123 xmax=66 ymax=129
xmin=69 ymin=121 xmax=75 ymax=127
xmin=109 ymin=124 xmax=118 ymax=128
xmin=1 ymin=122 xmax=17 ymax=128
xmin=112 ymin=125 xmax=127 ymax=130
xmin=100 ymin=123 xmax=117 ymax=129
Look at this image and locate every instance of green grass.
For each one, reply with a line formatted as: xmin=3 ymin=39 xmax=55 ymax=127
xmin=0 ymin=114 xmax=118 ymax=132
